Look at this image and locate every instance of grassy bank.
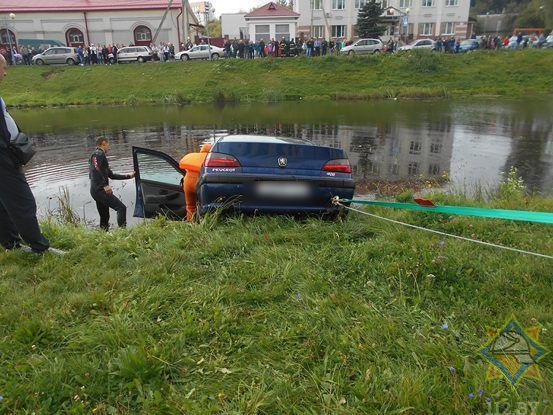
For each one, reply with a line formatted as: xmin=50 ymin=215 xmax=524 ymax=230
xmin=3 ymin=49 xmax=553 ymax=107
xmin=0 ymin=181 xmax=552 ymax=413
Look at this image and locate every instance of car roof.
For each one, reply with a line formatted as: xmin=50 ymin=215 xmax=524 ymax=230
xmin=215 ymin=134 xmax=313 ymax=146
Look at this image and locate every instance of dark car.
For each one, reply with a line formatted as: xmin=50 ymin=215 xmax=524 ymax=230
xmin=132 ymin=135 xmax=355 ymax=219
xmin=458 ymin=39 xmax=479 ymax=53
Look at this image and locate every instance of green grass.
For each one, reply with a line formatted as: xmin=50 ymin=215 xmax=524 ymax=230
xmin=0 ymin=187 xmax=552 ymax=414
xmin=3 ymin=49 xmax=553 ymax=107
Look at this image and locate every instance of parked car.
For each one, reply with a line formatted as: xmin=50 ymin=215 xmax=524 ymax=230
xmin=458 ymin=39 xmax=479 ymax=53
xmin=32 ymin=47 xmax=79 ymax=65
xmin=175 ymin=44 xmax=225 ymax=61
xmin=340 ymin=38 xmax=383 ymax=55
xmin=111 ymin=46 xmax=154 ymax=63
xmin=398 ymin=38 xmax=436 ymax=51
xmin=543 ymin=34 xmax=553 ymax=48
xmin=132 ymin=135 xmax=355 ymax=219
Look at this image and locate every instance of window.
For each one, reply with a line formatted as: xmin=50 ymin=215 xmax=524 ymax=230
xmin=399 ymin=0 xmax=412 ymax=7
xmin=408 ymin=162 xmax=420 ymax=176
xmin=312 ymin=0 xmax=323 ymax=9
xmin=428 ymin=163 xmax=441 ymax=175
xmin=255 ymin=24 xmax=270 ymax=43
xmin=312 ymin=25 xmax=325 ymax=38
xmin=366 ymin=160 xmax=380 ymax=175
xmin=355 ymin=0 xmax=367 ymax=7
xmin=422 ymin=0 xmax=434 ymax=6
xmin=66 ymin=28 xmax=84 ymax=46
xmin=409 ymin=141 xmax=422 ymax=154
xmin=134 ymin=25 xmax=152 ymax=43
xmin=419 ymin=23 xmax=434 ymax=36
xmin=239 ymin=27 xmax=249 ymax=39
xmin=0 ymin=29 xmax=15 ymax=45
xmin=136 ymin=153 xmax=183 ymax=186
xmin=430 ymin=142 xmax=443 ymax=153
xmin=332 ymin=0 xmax=346 ymax=10
xmin=445 ymin=0 xmax=458 ymax=5
xmin=442 ymin=22 xmax=455 ymax=35
xmin=389 ymin=163 xmax=400 ymax=175
xmin=276 ymin=24 xmax=290 ymax=41
xmin=379 ymin=0 xmax=389 ymax=7
xmin=332 ymin=25 xmax=346 ymax=37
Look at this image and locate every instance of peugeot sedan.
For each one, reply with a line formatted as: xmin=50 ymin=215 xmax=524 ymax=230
xmin=132 ymin=135 xmax=355 ymax=219
xmin=398 ymin=38 xmax=436 ymax=51
xmin=175 ymin=44 xmax=225 ymax=61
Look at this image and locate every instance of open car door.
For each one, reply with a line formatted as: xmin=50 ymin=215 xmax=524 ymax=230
xmin=132 ymin=146 xmax=186 ymax=219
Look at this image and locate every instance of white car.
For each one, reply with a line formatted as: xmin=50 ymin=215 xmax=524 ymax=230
xmin=339 ymin=38 xmax=383 ymax=55
xmin=398 ymin=38 xmax=436 ymax=51
xmin=175 ymin=44 xmax=224 ymax=61
xmin=112 ymin=46 xmax=154 ymax=63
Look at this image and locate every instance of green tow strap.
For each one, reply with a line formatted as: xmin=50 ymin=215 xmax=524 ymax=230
xmin=341 ymin=199 xmax=553 ymax=224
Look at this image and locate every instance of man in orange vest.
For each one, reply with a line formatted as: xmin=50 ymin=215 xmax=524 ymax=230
xmin=178 ymin=143 xmax=211 ymax=221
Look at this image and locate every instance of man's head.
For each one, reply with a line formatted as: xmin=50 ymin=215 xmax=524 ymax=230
xmin=0 ymin=54 xmax=7 ymax=83
xmin=96 ymin=137 xmax=110 ymax=152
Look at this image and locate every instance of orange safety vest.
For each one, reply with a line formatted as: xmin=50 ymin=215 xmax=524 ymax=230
xmin=179 ymin=152 xmax=208 ymax=173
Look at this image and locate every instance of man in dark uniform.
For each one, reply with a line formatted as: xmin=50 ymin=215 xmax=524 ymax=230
xmin=0 ymin=54 xmax=52 ymax=254
xmin=89 ymin=137 xmax=135 ymax=230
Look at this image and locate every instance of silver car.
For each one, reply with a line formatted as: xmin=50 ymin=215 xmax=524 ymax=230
xmin=340 ymin=38 xmax=383 ymax=55
xmin=113 ymin=46 xmax=154 ymax=63
xmin=398 ymin=38 xmax=436 ymax=51
xmin=175 ymin=44 xmax=225 ymax=61
xmin=32 ymin=47 xmax=79 ymax=65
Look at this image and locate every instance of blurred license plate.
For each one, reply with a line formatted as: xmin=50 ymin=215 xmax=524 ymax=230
xmin=255 ymin=181 xmax=311 ymax=198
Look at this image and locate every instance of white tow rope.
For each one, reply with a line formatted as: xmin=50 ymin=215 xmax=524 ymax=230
xmin=334 ymin=199 xmax=553 ymax=260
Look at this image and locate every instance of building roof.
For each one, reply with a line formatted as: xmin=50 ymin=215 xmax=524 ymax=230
xmin=0 ymin=0 xmax=181 ymax=13
xmin=244 ymin=2 xmax=299 ymax=18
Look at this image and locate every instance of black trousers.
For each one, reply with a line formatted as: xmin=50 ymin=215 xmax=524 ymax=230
xmin=0 ymin=151 xmax=50 ymax=252
xmin=91 ymin=188 xmax=127 ymax=230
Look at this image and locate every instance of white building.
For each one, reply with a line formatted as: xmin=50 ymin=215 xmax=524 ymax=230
xmin=221 ymin=13 xmax=248 ymax=40
xmin=294 ymin=0 xmax=472 ymax=41
xmin=0 ymin=0 xmax=199 ymax=50
xmin=221 ymin=2 xmax=300 ymax=42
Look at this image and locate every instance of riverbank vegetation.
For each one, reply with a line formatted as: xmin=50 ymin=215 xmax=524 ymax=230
xmin=1 ymin=175 xmax=552 ymax=413
xmin=3 ymin=49 xmax=553 ymax=107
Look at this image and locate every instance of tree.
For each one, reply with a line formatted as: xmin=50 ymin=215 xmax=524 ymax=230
xmin=199 ymin=19 xmax=221 ymax=38
xmin=356 ymin=0 xmax=386 ymax=39
xmin=207 ymin=19 xmax=221 ymax=38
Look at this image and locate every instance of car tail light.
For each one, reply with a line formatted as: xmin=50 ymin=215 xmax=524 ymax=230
xmin=204 ymin=152 xmax=241 ymax=168
xmin=323 ymin=159 xmax=352 ymax=174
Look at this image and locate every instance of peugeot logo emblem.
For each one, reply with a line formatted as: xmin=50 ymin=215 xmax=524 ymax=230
xmin=278 ymin=157 xmax=287 ymax=167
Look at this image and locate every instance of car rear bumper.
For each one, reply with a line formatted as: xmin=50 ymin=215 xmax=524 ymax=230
xmin=197 ymin=174 xmax=355 ymax=215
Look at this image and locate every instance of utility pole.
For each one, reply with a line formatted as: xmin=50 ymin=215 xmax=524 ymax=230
xmin=205 ymin=3 xmax=211 ymax=60
xmin=182 ymin=0 xmax=190 ymax=48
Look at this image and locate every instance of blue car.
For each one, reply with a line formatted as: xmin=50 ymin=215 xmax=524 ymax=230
xmin=132 ymin=135 xmax=355 ymax=219
xmin=458 ymin=39 xmax=479 ymax=53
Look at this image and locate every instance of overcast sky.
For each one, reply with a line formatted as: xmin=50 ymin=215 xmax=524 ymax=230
xmin=210 ymin=0 xmax=268 ymax=17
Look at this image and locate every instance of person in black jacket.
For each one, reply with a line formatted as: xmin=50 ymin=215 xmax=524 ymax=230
xmin=89 ymin=137 xmax=135 ymax=230
xmin=0 ymin=54 xmax=53 ymax=254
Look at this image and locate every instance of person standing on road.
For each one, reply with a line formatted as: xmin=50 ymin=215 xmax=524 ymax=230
xmin=89 ymin=137 xmax=135 ymax=230
xmin=0 ymin=54 xmax=53 ymax=254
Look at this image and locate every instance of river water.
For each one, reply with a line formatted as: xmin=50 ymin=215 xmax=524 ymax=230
xmin=12 ymin=99 xmax=553 ymax=227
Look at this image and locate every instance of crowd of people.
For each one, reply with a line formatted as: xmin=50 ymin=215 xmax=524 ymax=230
xmin=2 ymin=30 xmax=550 ymax=66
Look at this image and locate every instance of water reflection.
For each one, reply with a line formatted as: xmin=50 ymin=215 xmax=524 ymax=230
xmin=12 ymin=100 xmax=552 ymax=228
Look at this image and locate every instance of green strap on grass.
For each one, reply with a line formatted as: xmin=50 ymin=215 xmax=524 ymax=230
xmin=341 ymin=199 xmax=553 ymax=224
